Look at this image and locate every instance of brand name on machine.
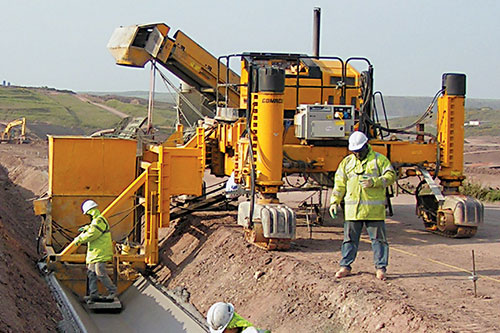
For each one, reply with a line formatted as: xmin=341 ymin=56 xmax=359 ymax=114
xmin=261 ymin=98 xmax=283 ymax=103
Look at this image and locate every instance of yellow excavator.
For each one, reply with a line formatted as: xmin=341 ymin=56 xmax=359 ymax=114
xmin=34 ymin=9 xmax=483 ymax=305
xmin=1 ymin=117 xmax=27 ymax=143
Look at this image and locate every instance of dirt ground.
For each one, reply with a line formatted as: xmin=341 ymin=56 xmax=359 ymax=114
xmin=464 ymin=136 xmax=500 ymax=188
xmin=0 ymin=136 xmax=499 ymax=332
xmin=0 ymin=142 xmax=61 ymax=332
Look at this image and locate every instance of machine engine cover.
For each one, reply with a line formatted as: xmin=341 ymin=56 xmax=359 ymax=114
xmin=238 ymin=201 xmax=296 ymax=239
xmin=440 ymin=195 xmax=484 ymax=227
xmin=294 ymin=104 xmax=354 ymax=140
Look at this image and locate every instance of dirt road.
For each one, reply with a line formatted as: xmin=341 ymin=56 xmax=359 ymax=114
xmin=76 ymin=94 xmax=128 ymax=119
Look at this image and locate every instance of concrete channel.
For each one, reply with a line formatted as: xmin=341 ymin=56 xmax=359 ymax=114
xmin=47 ymin=274 xmax=208 ymax=333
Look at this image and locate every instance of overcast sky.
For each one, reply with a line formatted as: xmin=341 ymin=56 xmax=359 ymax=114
xmin=1 ymin=0 xmax=499 ymax=98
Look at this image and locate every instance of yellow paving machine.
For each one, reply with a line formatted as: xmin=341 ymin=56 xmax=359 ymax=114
xmin=35 ymin=10 xmax=483 ymax=303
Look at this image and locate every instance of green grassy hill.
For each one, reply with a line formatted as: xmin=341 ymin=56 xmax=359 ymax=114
xmin=2 ymin=85 xmax=496 ymax=138
xmin=85 ymin=94 xmax=176 ymax=130
xmin=375 ymin=96 xmax=500 ymax=119
xmin=0 ymin=86 xmax=176 ymax=136
xmin=85 ymin=91 xmax=177 ymax=103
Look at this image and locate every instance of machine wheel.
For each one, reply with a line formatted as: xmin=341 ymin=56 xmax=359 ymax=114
xmin=244 ymin=225 xmax=291 ymax=250
xmin=456 ymin=226 xmax=478 ymax=238
xmin=436 ymin=209 xmax=456 ymax=233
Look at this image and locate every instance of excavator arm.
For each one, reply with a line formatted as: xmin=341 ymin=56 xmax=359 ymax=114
xmin=107 ymin=23 xmax=240 ymax=108
xmin=1 ymin=117 xmax=26 ymax=142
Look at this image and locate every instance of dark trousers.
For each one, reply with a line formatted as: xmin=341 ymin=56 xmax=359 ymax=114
xmin=340 ymin=220 xmax=389 ymax=270
xmin=87 ymin=262 xmax=117 ymax=296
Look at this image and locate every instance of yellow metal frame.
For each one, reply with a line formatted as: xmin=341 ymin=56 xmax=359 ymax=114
xmin=37 ymin=131 xmax=205 ymax=297
xmin=437 ymin=94 xmax=465 ymax=180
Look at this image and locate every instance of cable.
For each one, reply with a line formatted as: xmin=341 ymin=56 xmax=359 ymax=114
xmin=359 ymin=70 xmax=373 ymax=135
xmin=109 ymin=207 xmax=137 ymax=230
xmin=373 ymin=91 xmax=390 ymax=128
xmin=283 ymin=151 xmax=315 ymax=170
xmin=382 ymin=88 xmax=444 ymax=132
xmin=247 ymin=124 xmax=256 ymax=227
xmin=107 ymin=201 xmax=142 ymax=219
xmin=152 ymin=62 xmax=215 ymax=119
xmin=365 ymin=88 xmax=445 ymax=146
xmin=371 ymin=121 xmax=437 ymax=139
xmin=123 ymin=212 xmax=145 ymax=242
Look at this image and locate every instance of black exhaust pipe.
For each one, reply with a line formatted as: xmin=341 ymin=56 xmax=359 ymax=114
xmin=312 ymin=7 xmax=321 ymax=58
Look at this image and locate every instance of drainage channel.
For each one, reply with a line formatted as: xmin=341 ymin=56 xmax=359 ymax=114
xmin=47 ymin=274 xmax=209 ymax=333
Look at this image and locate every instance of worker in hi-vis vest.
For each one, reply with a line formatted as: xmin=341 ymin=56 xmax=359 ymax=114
xmin=330 ymin=131 xmax=396 ymax=281
xmin=74 ymin=199 xmax=117 ymax=302
xmin=207 ymin=302 xmax=270 ymax=333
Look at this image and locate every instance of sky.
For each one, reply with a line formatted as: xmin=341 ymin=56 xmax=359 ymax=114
xmin=1 ymin=0 xmax=499 ymax=99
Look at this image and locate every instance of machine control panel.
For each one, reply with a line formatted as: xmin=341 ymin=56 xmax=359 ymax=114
xmin=294 ymin=104 xmax=355 ymax=140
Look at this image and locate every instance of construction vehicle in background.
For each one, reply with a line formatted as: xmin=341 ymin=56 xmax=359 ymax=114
xmin=34 ymin=9 xmax=483 ymax=303
xmin=1 ymin=117 xmax=27 ymax=143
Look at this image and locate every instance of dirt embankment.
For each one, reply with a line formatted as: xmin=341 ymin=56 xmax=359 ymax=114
xmin=153 ymin=212 xmax=445 ymax=332
xmin=152 ymin=192 xmax=500 ymax=333
xmin=0 ymin=143 xmax=60 ymax=332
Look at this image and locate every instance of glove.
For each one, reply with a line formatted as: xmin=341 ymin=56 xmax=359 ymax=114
xmin=329 ymin=204 xmax=338 ymax=219
xmin=78 ymin=225 xmax=89 ymax=232
xmin=359 ymin=176 xmax=374 ymax=188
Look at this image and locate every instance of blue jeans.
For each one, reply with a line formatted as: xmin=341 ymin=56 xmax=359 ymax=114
xmin=340 ymin=220 xmax=388 ymax=270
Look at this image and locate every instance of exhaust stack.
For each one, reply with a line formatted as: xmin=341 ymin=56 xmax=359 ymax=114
xmin=312 ymin=7 xmax=321 ymax=58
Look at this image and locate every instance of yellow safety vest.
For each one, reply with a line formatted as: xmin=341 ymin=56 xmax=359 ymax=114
xmin=330 ymin=145 xmax=396 ymax=220
xmin=74 ymin=209 xmax=113 ymax=264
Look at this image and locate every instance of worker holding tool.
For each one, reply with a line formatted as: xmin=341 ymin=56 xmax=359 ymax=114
xmin=330 ymin=131 xmax=396 ymax=280
xmin=207 ymin=302 xmax=270 ymax=333
xmin=74 ymin=199 xmax=117 ymax=302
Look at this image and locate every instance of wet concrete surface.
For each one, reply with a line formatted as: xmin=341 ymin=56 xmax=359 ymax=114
xmin=61 ymin=276 xmax=208 ymax=333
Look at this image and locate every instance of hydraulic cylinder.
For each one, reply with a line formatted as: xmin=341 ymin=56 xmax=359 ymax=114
xmin=250 ymin=67 xmax=285 ymax=193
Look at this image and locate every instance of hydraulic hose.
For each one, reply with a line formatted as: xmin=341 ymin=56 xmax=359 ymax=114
xmin=246 ymin=65 xmax=256 ymax=228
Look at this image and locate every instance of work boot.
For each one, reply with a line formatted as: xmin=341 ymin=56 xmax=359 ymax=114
xmin=376 ymin=268 xmax=387 ymax=281
xmin=335 ymin=266 xmax=351 ymax=278
xmin=106 ymin=292 xmax=116 ymax=301
xmin=84 ymin=294 xmax=102 ymax=303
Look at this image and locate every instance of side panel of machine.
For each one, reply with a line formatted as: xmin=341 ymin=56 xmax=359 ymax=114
xmin=48 ymin=137 xmax=137 ymax=250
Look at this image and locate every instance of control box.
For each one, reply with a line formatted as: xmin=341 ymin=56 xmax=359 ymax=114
xmin=294 ymin=104 xmax=355 ymax=140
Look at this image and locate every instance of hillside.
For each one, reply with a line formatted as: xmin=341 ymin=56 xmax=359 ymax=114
xmin=385 ymin=107 xmax=500 ymax=137
xmin=376 ymin=95 xmax=500 ymax=119
xmin=2 ymin=86 xmax=498 ymax=139
xmin=85 ymin=90 xmax=177 ymax=103
xmin=0 ymin=86 xmax=176 ymax=137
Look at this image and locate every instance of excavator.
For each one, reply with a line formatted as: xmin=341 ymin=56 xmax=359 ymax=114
xmin=1 ymin=117 xmax=27 ymax=143
xmin=34 ymin=9 xmax=483 ymax=308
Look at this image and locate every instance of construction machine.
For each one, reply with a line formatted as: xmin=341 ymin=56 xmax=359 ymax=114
xmin=1 ymin=117 xmax=27 ymax=143
xmin=34 ymin=9 xmax=483 ymax=302
xmin=106 ymin=20 xmax=483 ymax=241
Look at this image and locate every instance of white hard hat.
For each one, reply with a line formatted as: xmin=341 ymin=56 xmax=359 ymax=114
xmin=81 ymin=200 xmax=98 ymax=215
xmin=348 ymin=131 xmax=368 ymax=151
xmin=241 ymin=327 xmax=259 ymax=333
xmin=207 ymin=302 xmax=234 ymax=333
